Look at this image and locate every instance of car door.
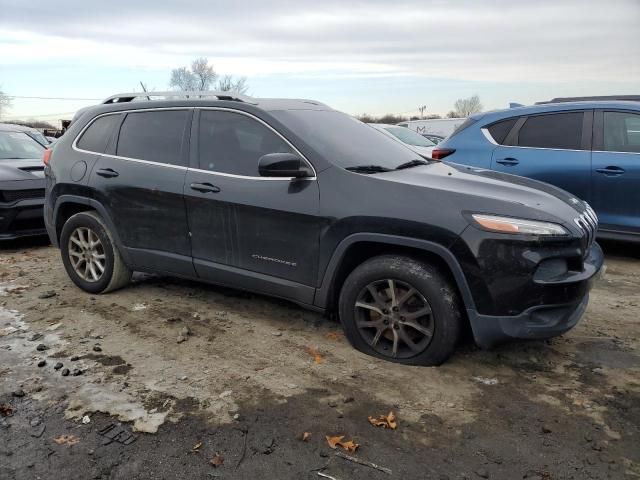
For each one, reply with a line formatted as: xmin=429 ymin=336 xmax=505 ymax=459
xmin=184 ymin=108 xmax=320 ymax=304
xmin=490 ymin=111 xmax=592 ymax=202
xmin=89 ymin=108 xmax=195 ymax=276
xmin=591 ymin=109 xmax=640 ymax=233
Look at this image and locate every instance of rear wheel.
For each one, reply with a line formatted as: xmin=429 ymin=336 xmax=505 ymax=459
xmin=60 ymin=211 xmax=131 ymax=294
xmin=338 ymin=255 xmax=462 ymax=366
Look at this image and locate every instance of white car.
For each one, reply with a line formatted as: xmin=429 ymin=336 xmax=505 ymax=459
xmin=368 ymin=124 xmax=435 ymax=158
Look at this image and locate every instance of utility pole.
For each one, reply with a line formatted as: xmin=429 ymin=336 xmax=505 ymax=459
xmin=418 ymin=105 xmax=427 ymax=119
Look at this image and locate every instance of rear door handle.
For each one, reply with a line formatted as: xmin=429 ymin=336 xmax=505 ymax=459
xmin=595 ymin=166 xmax=625 ymax=176
xmin=96 ymin=168 xmax=119 ymax=178
xmin=496 ymin=158 xmax=519 ymax=166
xmin=190 ymin=182 xmax=220 ymax=193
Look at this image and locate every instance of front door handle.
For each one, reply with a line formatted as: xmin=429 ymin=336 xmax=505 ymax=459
xmin=190 ymin=182 xmax=220 ymax=193
xmin=96 ymin=168 xmax=119 ymax=178
xmin=496 ymin=158 xmax=519 ymax=166
xmin=595 ymin=166 xmax=625 ymax=176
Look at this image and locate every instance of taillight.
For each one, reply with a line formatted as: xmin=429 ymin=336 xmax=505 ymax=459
xmin=43 ymin=149 xmax=52 ymax=165
xmin=430 ymin=148 xmax=455 ymax=160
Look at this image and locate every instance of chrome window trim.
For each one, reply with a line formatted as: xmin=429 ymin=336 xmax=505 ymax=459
xmin=592 ymin=149 xmax=640 ymax=155
xmin=72 ymin=106 xmax=317 ymax=181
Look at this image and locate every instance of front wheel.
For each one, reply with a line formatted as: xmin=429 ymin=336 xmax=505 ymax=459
xmin=338 ymin=255 xmax=462 ymax=366
xmin=60 ymin=211 xmax=131 ymax=294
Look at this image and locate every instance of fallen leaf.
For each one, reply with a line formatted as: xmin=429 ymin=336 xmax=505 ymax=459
xmin=210 ymin=453 xmax=224 ymax=467
xmin=302 ymin=432 xmax=311 ymax=442
xmin=54 ymin=434 xmax=80 ymax=446
xmin=326 ymin=435 xmax=359 ymax=452
xmin=306 ymin=346 xmax=324 ymax=364
xmin=367 ymin=411 xmax=397 ymax=430
xmin=192 ymin=442 xmax=202 ymax=451
xmin=325 ymin=331 xmax=341 ymax=341
xmin=0 ymin=404 xmax=14 ymax=417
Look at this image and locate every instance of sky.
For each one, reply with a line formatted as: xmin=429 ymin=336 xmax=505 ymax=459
xmin=0 ymin=0 xmax=639 ymax=124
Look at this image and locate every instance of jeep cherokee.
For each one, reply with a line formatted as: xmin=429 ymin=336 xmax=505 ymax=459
xmin=43 ymin=92 xmax=604 ymax=365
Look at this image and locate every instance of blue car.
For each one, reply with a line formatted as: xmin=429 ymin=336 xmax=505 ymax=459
xmin=433 ymin=101 xmax=640 ymax=241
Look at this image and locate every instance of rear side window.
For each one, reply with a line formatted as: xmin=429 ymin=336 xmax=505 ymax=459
xmin=487 ymin=118 xmax=518 ymax=144
xmin=603 ymin=111 xmax=640 ymax=153
xmin=198 ymin=110 xmax=295 ymax=176
xmin=77 ymin=114 xmax=121 ymax=153
xmin=517 ymin=112 xmax=583 ymax=150
xmin=116 ymin=110 xmax=188 ymax=166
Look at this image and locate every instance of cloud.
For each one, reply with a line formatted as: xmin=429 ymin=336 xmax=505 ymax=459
xmin=1 ymin=0 xmax=638 ymax=84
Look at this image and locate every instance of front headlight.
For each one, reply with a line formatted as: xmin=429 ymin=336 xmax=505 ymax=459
xmin=471 ymin=214 xmax=568 ymax=236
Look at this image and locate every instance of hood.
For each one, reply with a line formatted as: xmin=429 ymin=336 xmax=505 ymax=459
xmin=373 ymin=161 xmax=585 ymax=223
xmin=0 ymin=159 xmax=46 ymax=181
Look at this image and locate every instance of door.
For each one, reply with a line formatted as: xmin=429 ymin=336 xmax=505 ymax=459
xmin=491 ymin=111 xmax=592 ymax=202
xmin=591 ymin=110 xmax=640 ymax=233
xmin=89 ymin=108 xmax=195 ymax=275
xmin=185 ymin=108 xmax=320 ymax=303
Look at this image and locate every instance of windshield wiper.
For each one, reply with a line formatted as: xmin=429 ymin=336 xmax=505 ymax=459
xmin=345 ymin=165 xmax=393 ymax=174
xmin=395 ymin=159 xmax=429 ymax=170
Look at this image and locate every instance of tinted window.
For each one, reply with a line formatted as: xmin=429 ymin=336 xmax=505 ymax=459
xmin=116 ymin=110 xmax=188 ymax=165
xmin=77 ymin=114 xmax=121 ymax=153
xmin=487 ymin=118 xmax=518 ymax=144
xmin=270 ymin=110 xmax=419 ymax=169
xmin=517 ymin=112 xmax=583 ymax=150
xmin=603 ymin=111 xmax=640 ymax=153
xmin=198 ymin=110 xmax=295 ymax=176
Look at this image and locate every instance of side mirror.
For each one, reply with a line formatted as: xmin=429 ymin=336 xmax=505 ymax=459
xmin=258 ymin=153 xmax=311 ymax=178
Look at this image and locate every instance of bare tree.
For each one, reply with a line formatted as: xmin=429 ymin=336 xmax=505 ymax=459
xmin=169 ymin=58 xmax=247 ymax=94
xmin=0 ymin=87 xmax=11 ymax=119
xmin=169 ymin=66 xmax=197 ymax=91
xmin=191 ymin=57 xmax=217 ymax=90
xmin=452 ymin=95 xmax=483 ymax=117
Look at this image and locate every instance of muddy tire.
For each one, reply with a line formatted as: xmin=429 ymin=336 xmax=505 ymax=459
xmin=60 ymin=211 xmax=131 ymax=294
xmin=338 ymin=255 xmax=462 ymax=366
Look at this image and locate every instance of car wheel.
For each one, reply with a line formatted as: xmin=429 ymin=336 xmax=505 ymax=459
xmin=339 ymin=255 xmax=462 ymax=366
xmin=60 ymin=211 xmax=131 ymax=294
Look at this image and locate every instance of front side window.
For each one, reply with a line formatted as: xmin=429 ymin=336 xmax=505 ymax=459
xmin=517 ymin=112 xmax=583 ymax=150
xmin=198 ymin=110 xmax=295 ymax=176
xmin=77 ymin=114 xmax=121 ymax=153
xmin=116 ymin=110 xmax=188 ymax=166
xmin=603 ymin=111 xmax=640 ymax=153
xmin=0 ymin=132 xmax=45 ymax=160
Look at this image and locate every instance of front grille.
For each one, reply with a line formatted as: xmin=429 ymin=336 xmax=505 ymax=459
xmin=0 ymin=189 xmax=45 ymax=203
xmin=574 ymin=204 xmax=598 ymax=254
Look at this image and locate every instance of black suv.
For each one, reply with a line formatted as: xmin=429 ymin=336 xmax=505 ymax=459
xmin=44 ymin=92 xmax=604 ymax=365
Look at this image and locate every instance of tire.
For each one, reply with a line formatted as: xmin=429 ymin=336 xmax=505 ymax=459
xmin=338 ymin=255 xmax=462 ymax=366
xmin=60 ymin=211 xmax=131 ymax=294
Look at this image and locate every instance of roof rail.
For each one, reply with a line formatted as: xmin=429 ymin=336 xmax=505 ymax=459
xmin=102 ymin=91 xmax=257 ymax=105
xmin=536 ymin=95 xmax=640 ymax=104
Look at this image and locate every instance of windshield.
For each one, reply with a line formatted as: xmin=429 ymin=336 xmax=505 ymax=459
xmin=0 ymin=132 xmax=45 ymax=160
xmin=271 ymin=109 xmax=421 ymax=170
xmin=383 ymin=126 xmax=435 ymax=147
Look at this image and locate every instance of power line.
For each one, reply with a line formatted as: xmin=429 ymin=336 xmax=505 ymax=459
xmin=6 ymin=95 xmax=102 ymax=101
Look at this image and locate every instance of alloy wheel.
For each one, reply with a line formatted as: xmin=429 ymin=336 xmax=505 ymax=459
xmin=68 ymin=227 xmax=106 ymax=283
xmin=354 ymin=279 xmax=434 ymax=359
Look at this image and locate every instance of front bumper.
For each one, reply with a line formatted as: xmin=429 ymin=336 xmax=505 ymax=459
xmin=0 ymin=198 xmax=46 ymax=240
xmin=467 ymin=242 xmax=604 ymax=348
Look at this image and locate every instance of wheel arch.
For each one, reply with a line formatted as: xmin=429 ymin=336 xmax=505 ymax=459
xmin=314 ymin=233 xmax=476 ymax=315
xmin=52 ymin=195 xmax=132 ymax=266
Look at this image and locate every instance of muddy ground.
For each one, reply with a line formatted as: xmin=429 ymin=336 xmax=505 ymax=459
xmin=0 ymin=238 xmax=638 ymax=480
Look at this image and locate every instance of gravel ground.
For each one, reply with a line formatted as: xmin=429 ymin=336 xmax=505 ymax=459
xmin=0 ymin=237 xmax=638 ymax=480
